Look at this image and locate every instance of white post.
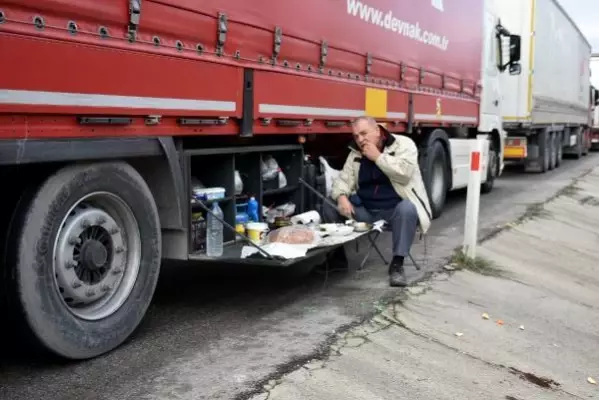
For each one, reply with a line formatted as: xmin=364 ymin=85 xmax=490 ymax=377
xmin=463 ymin=138 xmax=485 ymax=258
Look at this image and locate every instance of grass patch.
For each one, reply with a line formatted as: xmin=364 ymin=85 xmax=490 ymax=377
xmin=451 ymin=250 xmax=503 ymax=277
xmin=557 ymin=184 xmax=581 ymax=198
xmin=514 ymin=202 xmax=552 ymax=224
xmin=579 ymin=195 xmax=599 ymax=206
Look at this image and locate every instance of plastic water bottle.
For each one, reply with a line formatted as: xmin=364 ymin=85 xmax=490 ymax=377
xmin=206 ymin=201 xmax=224 ymax=257
xmin=247 ymin=196 xmax=259 ymax=222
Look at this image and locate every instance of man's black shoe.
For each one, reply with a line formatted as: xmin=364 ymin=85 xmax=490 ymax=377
xmin=389 ymin=269 xmax=408 ymax=287
xmin=389 ymin=256 xmax=407 ymax=287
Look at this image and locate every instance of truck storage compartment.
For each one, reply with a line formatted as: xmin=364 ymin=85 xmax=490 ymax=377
xmin=186 ymin=145 xmax=310 ymax=264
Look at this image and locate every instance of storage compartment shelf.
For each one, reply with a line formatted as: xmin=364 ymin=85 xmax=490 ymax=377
xmin=188 ymin=241 xmax=338 ymax=267
xmin=185 ymin=144 xmax=307 ymax=263
xmin=191 ymin=196 xmax=234 ymax=208
xmin=263 ymin=185 xmax=299 ymax=196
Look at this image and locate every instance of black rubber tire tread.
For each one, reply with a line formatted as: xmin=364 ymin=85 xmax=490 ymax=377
xmin=549 ymin=132 xmax=557 ymax=170
xmin=4 ymin=161 xmax=161 ymax=360
xmin=556 ymin=132 xmax=563 ymax=167
xmin=481 ymin=140 xmax=496 ymax=194
xmin=424 ymin=140 xmax=449 ymax=219
xmin=582 ymin=131 xmax=589 ymax=156
xmin=573 ymin=131 xmax=583 ymax=159
xmin=538 ymin=130 xmax=550 ymax=173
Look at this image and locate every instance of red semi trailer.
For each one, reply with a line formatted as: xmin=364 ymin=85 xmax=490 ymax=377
xmin=0 ymin=0 xmax=521 ymax=359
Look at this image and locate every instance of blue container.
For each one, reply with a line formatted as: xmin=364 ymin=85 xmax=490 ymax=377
xmin=247 ymin=196 xmax=259 ymax=222
xmin=236 ymin=203 xmax=249 ymax=225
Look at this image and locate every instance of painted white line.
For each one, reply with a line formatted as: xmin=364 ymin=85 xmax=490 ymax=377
xmin=386 ymin=111 xmax=407 ymax=119
xmin=0 ymin=89 xmax=237 ymax=112
xmin=259 ymin=104 xmax=363 ymax=117
xmin=259 ymin=104 xmax=407 ymax=119
xmin=415 ymin=113 xmax=478 ymax=123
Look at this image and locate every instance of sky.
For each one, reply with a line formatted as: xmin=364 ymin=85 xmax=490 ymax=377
xmin=558 ymin=0 xmax=599 ymax=52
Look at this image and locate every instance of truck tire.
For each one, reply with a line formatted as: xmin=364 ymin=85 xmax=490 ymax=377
xmin=582 ymin=131 xmax=589 ymax=156
xmin=548 ymin=132 xmax=556 ymax=170
xmin=556 ymin=132 xmax=563 ymax=167
xmin=423 ymin=140 xmax=449 ymax=219
xmin=573 ymin=131 xmax=583 ymax=159
xmin=480 ymin=140 xmax=497 ymax=194
xmin=540 ymin=130 xmax=550 ymax=173
xmin=4 ymin=162 xmax=161 ymax=360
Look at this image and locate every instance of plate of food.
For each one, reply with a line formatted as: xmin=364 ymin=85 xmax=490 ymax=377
xmin=319 ymin=223 xmax=354 ymax=236
xmin=352 ymin=222 xmax=372 ymax=232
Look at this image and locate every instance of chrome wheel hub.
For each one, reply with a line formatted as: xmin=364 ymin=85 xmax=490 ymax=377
xmin=53 ymin=193 xmax=141 ymax=321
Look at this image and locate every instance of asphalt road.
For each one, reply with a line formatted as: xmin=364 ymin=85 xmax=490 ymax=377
xmin=1 ymin=154 xmax=598 ymax=400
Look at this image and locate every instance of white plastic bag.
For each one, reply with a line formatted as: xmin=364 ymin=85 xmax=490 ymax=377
xmin=234 ymin=170 xmax=243 ymax=195
xmin=278 ymin=169 xmax=287 ymax=188
xmin=261 ymin=155 xmax=280 ymax=180
xmin=319 ymin=156 xmax=341 ymax=198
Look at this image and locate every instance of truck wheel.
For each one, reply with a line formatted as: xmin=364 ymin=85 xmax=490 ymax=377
xmin=481 ymin=142 xmax=497 ymax=194
xmin=4 ymin=162 xmax=161 ymax=359
xmin=424 ymin=140 xmax=449 ymax=219
xmin=582 ymin=131 xmax=589 ymax=156
xmin=556 ymin=133 xmax=563 ymax=167
xmin=537 ymin=130 xmax=550 ymax=173
xmin=549 ymin=132 xmax=557 ymax=170
xmin=573 ymin=131 xmax=583 ymax=159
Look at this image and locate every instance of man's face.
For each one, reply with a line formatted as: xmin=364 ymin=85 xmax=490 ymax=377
xmin=352 ymin=119 xmax=381 ymax=150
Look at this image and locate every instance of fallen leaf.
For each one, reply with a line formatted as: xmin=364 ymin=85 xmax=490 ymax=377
xmin=588 ymin=377 xmax=597 ymax=385
xmin=482 ymin=313 xmax=490 ymax=320
xmin=455 ymin=332 xmax=464 ymax=337
xmin=496 ymin=320 xmax=504 ymax=326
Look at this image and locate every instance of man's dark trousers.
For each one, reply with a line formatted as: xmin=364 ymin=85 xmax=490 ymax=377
xmin=322 ymin=199 xmax=419 ymax=258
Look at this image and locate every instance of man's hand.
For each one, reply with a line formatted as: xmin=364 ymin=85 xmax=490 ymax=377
xmin=361 ymin=140 xmax=381 ymax=161
xmin=337 ymin=195 xmax=354 ymax=218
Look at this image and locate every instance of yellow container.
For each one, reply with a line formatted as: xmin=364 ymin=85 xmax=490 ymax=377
xmin=246 ymin=222 xmax=269 ymax=244
xmin=235 ymin=223 xmax=246 ymax=235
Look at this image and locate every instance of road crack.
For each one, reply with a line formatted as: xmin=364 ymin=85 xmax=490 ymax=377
xmin=378 ymin=305 xmax=586 ymax=399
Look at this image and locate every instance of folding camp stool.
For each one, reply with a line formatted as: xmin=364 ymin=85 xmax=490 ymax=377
xmin=355 ymin=223 xmax=428 ymax=272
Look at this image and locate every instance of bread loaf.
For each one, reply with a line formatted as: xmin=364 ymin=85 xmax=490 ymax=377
xmin=266 ymin=226 xmax=316 ymax=244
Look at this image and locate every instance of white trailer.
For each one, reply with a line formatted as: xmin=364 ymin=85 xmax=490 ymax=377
xmin=592 ymin=103 xmax=599 ymax=150
xmin=591 ymin=55 xmax=599 ymax=150
xmin=497 ymin=0 xmax=593 ymax=171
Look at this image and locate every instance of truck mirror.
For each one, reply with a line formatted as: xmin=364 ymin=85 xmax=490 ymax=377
xmin=509 ymin=35 xmax=521 ymax=63
xmin=594 ymin=89 xmax=599 ymax=106
xmin=509 ymin=63 xmax=522 ymax=76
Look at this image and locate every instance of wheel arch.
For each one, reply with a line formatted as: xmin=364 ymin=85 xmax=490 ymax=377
xmin=0 ymin=137 xmax=187 ymax=259
xmin=488 ymin=128 xmax=502 ymax=176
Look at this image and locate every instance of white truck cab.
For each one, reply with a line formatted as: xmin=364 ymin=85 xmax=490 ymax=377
xmin=446 ymin=0 xmax=522 ymax=195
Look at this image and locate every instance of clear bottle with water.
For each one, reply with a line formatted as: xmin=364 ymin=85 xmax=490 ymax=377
xmin=206 ymin=201 xmax=224 ymax=257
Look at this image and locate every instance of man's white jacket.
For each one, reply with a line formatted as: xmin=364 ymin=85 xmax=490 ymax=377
xmin=331 ymin=129 xmax=433 ymax=234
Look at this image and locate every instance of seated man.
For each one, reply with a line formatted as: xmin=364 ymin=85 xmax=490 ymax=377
xmin=323 ymin=116 xmax=432 ymax=287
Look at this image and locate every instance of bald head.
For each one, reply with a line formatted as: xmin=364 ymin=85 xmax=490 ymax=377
xmin=352 ymin=116 xmax=378 ymax=129
xmin=352 ymin=116 xmax=383 ymax=150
